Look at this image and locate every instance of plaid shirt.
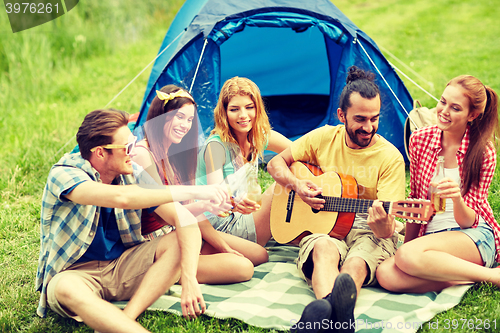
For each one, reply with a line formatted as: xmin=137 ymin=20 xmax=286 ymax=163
xmin=409 ymin=125 xmax=500 ymax=262
xmin=36 ymin=153 xmax=146 ymax=317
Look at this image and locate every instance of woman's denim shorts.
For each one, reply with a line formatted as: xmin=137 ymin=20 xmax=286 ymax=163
xmin=208 ymin=212 xmax=257 ymax=243
xmin=426 ymin=222 xmax=495 ymax=267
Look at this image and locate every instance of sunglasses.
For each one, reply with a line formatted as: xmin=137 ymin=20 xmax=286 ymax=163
xmin=90 ymin=136 xmax=137 ymax=155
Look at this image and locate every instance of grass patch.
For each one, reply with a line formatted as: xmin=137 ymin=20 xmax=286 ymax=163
xmin=0 ymin=0 xmax=499 ymax=332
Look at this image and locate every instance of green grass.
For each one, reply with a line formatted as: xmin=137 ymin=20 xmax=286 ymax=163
xmin=1 ymin=0 xmax=499 ymax=332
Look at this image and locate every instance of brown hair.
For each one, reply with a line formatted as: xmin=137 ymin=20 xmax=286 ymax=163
xmin=77 ymin=109 xmax=129 ymax=160
xmin=448 ymin=75 xmax=499 ymax=195
xmin=143 ymin=85 xmax=198 ymax=185
xmin=211 ymin=77 xmax=271 ymax=161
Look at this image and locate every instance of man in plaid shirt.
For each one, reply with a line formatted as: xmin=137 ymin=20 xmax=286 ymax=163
xmin=36 ymin=109 xmax=229 ymax=332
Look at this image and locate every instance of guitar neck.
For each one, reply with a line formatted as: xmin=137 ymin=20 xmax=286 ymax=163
xmin=321 ymin=196 xmax=390 ymax=214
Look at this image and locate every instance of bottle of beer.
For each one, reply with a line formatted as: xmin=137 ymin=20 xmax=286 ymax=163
xmin=246 ymin=165 xmax=262 ymax=207
xmin=430 ymin=156 xmax=446 ymax=214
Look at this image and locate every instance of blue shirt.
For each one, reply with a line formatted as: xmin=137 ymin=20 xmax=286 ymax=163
xmin=75 ymin=206 xmax=125 ymax=263
xmin=59 ymin=181 xmax=126 ymax=263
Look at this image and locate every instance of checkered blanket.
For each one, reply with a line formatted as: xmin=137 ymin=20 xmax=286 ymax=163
xmin=114 ymin=243 xmax=471 ymax=332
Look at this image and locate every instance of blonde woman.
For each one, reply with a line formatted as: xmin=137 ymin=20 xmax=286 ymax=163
xmin=196 ymin=77 xmax=291 ymax=246
xmin=132 ymin=84 xmax=268 ymax=285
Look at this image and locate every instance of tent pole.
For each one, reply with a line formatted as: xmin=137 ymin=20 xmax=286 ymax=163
xmin=189 ymin=39 xmax=209 ymax=93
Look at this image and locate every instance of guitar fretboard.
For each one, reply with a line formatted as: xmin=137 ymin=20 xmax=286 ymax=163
xmin=320 ymin=195 xmax=391 ymax=214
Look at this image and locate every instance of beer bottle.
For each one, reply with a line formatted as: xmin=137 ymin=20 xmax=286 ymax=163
xmin=430 ymin=156 xmax=446 ymax=214
xmin=246 ymin=165 xmax=262 ymax=207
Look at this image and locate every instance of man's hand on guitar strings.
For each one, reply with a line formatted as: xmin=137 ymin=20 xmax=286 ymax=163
xmin=295 ymin=179 xmax=325 ymax=210
xmin=367 ymin=200 xmax=395 ymax=239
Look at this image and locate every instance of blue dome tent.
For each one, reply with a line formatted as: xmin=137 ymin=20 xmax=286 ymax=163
xmin=134 ymin=0 xmax=413 ymax=159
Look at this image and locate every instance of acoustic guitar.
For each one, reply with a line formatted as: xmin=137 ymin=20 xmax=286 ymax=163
xmin=270 ymin=162 xmax=434 ymax=245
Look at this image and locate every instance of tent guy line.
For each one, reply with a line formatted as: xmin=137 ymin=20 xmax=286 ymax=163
xmin=50 ymin=30 xmax=186 ymax=162
xmin=52 ymin=0 xmax=434 ymax=163
xmin=104 ymin=30 xmax=187 ymax=109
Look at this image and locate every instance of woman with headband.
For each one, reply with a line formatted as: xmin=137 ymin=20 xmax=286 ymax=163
xmin=132 ymin=84 xmax=268 ymax=285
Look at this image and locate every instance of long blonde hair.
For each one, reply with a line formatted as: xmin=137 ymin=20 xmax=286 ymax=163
xmin=211 ymin=77 xmax=271 ymax=161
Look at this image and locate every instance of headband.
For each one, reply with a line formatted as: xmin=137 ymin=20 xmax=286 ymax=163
xmin=156 ymin=89 xmax=194 ymax=106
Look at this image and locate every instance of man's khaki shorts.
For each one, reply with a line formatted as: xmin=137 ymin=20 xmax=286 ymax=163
xmin=47 ymin=236 xmax=162 ymax=321
xmin=296 ymin=229 xmax=398 ymax=287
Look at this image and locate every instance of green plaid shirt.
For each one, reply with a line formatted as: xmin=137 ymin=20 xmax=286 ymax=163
xmin=36 ymin=153 xmax=145 ymax=317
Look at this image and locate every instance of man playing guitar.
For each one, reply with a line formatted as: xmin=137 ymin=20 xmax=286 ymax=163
xmin=267 ymin=66 xmax=406 ymax=333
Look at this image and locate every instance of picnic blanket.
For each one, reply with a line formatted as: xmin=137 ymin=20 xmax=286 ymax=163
xmin=114 ymin=243 xmax=471 ymax=332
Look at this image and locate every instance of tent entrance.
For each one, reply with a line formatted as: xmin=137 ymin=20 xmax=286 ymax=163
xmin=263 ymin=94 xmax=330 ymax=138
xmin=219 ymin=25 xmax=332 ymax=139
xmin=136 ymin=0 xmax=414 ymax=160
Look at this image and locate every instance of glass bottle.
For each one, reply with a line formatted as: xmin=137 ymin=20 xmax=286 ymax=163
xmin=217 ymin=182 xmax=232 ymax=217
xmin=246 ymin=165 xmax=262 ymax=207
xmin=430 ymin=156 xmax=446 ymax=214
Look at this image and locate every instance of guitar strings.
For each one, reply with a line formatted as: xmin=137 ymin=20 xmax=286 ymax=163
xmin=321 ymin=196 xmax=390 ymax=213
